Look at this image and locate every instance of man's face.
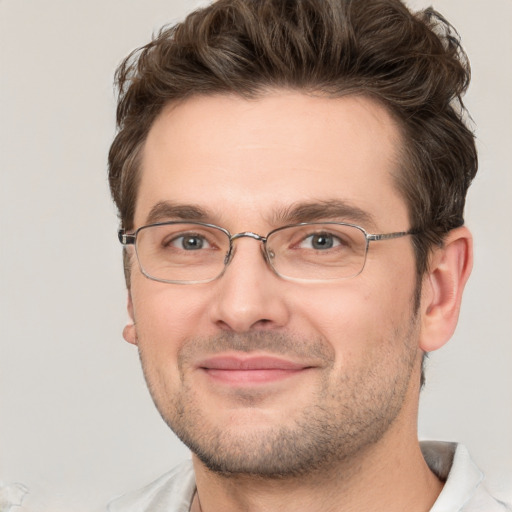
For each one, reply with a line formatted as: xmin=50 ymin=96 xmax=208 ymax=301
xmin=125 ymin=92 xmax=423 ymax=476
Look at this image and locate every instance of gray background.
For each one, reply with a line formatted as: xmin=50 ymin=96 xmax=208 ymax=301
xmin=1 ymin=0 xmax=511 ymax=510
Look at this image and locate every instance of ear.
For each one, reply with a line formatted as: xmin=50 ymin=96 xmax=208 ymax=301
xmin=122 ymin=291 xmax=138 ymax=346
xmin=419 ymin=226 xmax=473 ymax=352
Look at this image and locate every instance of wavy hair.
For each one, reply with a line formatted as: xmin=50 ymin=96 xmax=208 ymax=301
xmin=109 ymin=0 xmax=477 ymax=281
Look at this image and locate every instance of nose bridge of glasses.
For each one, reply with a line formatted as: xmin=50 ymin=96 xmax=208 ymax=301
xmin=224 ymin=231 xmax=270 ymax=267
xmin=230 ymin=231 xmax=267 ymax=243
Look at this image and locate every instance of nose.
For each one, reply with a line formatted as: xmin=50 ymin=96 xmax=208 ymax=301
xmin=209 ymin=236 xmax=290 ymax=332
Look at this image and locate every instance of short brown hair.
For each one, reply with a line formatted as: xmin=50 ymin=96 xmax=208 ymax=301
xmin=109 ymin=0 xmax=477 ymax=279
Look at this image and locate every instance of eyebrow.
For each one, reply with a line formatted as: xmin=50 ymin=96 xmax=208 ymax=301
xmin=270 ymin=200 xmax=377 ymax=230
xmin=144 ymin=199 xmax=377 ymax=230
xmin=145 ymin=201 xmax=211 ymax=224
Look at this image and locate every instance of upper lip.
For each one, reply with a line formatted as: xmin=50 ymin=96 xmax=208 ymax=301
xmin=197 ymin=354 xmax=311 ymax=371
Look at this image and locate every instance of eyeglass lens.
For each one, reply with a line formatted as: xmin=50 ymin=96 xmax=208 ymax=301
xmin=133 ymin=222 xmax=369 ymax=283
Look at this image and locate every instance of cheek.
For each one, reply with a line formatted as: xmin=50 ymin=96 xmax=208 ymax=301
xmin=130 ymin=279 xmax=213 ymax=356
xmin=291 ymin=275 xmax=416 ymax=363
xmin=130 ymin=284 xmax=214 ymax=398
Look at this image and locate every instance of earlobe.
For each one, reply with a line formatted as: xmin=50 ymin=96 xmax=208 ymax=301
xmin=419 ymin=226 xmax=473 ymax=352
xmin=123 ymin=292 xmax=138 ymax=346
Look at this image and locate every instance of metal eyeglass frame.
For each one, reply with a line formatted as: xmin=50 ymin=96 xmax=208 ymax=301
xmin=118 ymin=221 xmax=416 ymax=284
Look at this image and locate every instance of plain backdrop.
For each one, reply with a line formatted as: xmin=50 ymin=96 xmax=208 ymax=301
xmin=1 ymin=0 xmax=511 ymax=510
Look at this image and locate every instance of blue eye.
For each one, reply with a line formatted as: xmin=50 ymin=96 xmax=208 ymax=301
xmin=170 ymin=234 xmax=209 ymax=250
xmin=301 ymin=233 xmax=341 ymax=250
xmin=311 ymin=234 xmax=334 ymax=249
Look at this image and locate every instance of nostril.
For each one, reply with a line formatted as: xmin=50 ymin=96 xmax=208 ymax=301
xmin=215 ymin=317 xmax=273 ymax=332
xmin=252 ymin=318 xmax=273 ymax=329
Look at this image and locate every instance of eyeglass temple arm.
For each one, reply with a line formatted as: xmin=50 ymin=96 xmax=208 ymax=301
xmin=118 ymin=229 xmax=136 ymax=245
xmin=367 ymin=231 xmax=411 ymax=242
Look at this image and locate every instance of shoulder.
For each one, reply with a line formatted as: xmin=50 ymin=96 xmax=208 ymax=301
xmin=422 ymin=441 xmax=511 ymax=512
xmin=107 ymin=459 xmax=196 ymax=512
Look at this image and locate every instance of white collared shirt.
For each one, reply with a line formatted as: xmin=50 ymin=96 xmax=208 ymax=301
xmin=108 ymin=442 xmax=511 ymax=512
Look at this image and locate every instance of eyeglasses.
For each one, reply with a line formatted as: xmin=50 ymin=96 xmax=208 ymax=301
xmin=118 ymin=221 xmax=414 ymax=284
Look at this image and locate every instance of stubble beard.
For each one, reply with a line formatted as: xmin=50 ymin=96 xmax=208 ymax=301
xmin=138 ymin=310 xmax=420 ymax=480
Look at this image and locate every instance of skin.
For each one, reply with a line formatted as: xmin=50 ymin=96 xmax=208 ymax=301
xmin=123 ymin=91 xmax=473 ymax=512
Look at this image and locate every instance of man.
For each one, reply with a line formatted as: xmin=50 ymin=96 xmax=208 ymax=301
xmin=107 ymin=0 xmax=508 ymax=510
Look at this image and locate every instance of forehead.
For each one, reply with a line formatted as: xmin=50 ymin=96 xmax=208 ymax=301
xmin=136 ymin=91 xmax=408 ymax=231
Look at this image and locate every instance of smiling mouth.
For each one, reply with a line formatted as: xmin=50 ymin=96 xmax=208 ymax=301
xmin=197 ymin=355 xmax=314 ymax=385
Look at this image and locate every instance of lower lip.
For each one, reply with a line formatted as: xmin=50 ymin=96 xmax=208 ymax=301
xmin=202 ymin=368 xmax=306 ymax=385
